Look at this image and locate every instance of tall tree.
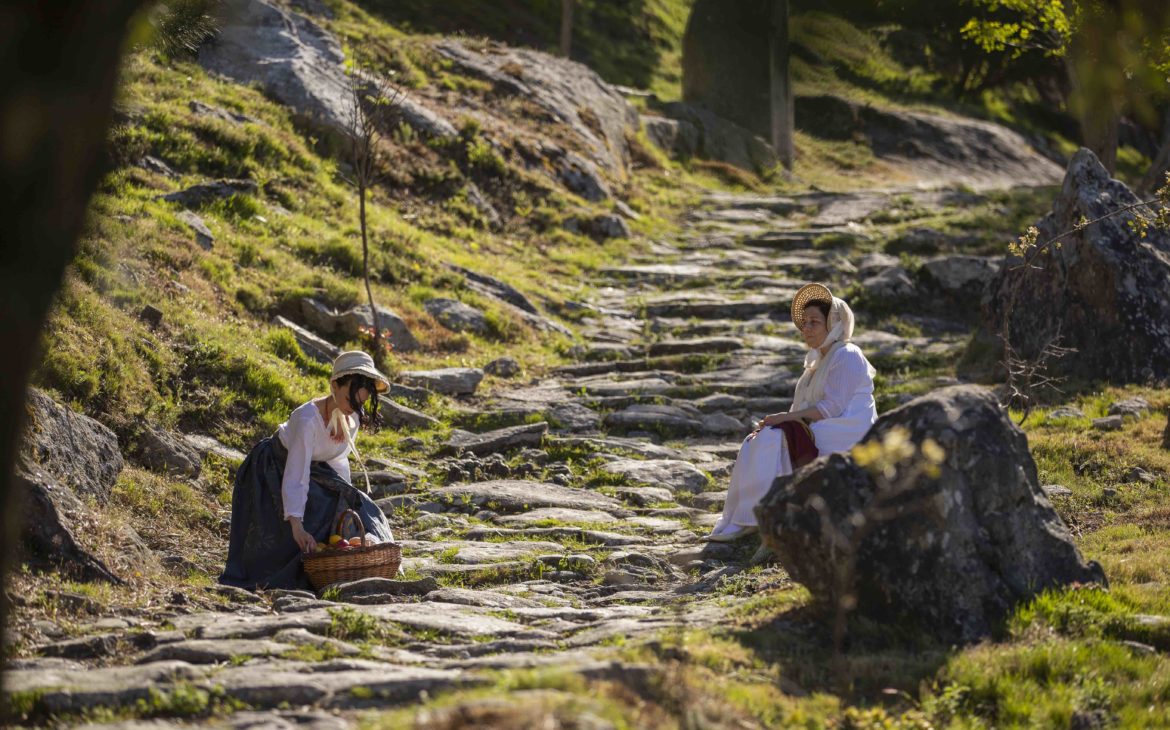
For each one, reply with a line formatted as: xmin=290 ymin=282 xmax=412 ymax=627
xmin=770 ymin=0 xmax=795 ymax=170
xmin=344 ymin=61 xmax=401 ymax=371
xmin=560 ymin=0 xmax=574 ymax=58
xmin=0 ymin=0 xmax=148 ymax=699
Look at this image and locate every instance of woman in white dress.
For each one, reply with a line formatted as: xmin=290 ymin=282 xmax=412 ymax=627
xmin=707 ymin=283 xmax=877 ymax=542
xmin=220 ymin=350 xmax=396 ymax=589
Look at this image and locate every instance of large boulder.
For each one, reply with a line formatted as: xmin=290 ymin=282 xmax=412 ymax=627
xmin=199 ymin=0 xmax=350 ymax=133
xmin=432 ymin=40 xmax=639 ymax=177
xmin=659 ymin=102 xmax=777 ymax=173
xmin=18 ymin=389 xmax=131 ymax=581
xmin=20 ymin=388 xmax=123 ymax=504
xmin=975 ymin=149 xmax=1170 ymax=383
xmin=755 ymin=385 xmax=1104 ymax=642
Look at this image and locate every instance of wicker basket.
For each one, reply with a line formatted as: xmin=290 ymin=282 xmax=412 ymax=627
xmin=302 ymin=510 xmax=402 ymax=589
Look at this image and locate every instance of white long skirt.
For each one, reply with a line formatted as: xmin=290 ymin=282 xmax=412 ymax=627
xmin=709 ymin=427 xmax=792 ymax=536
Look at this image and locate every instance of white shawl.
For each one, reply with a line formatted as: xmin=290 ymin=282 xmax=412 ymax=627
xmin=791 ymin=297 xmax=874 ymax=413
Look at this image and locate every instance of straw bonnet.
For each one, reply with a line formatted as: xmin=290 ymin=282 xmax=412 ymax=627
xmin=330 ymin=351 xmax=390 ymax=393
xmin=790 ymin=283 xmax=834 ymax=330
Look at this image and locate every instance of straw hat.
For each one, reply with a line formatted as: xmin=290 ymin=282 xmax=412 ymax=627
xmin=330 ymin=351 xmax=390 ymax=393
xmin=790 ymin=283 xmax=834 ymax=330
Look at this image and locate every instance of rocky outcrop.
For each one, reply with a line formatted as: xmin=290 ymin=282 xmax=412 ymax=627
xmin=755 ymin=385 xmax=1105 ymax=642
xmin=20 ymin=388 xmax=123 ymax=505
xmin=658 ymin=102 xmax=776 ymax=173
xmin=432 ymin=40 xmax=638 ymax=177
xmin=795 ymin=95 xmax=1062 ymax=189
xmin=976 ymin=149 xmax=1170 ymax=383
xmin=131 ymin=424 xmax=202 ymax=479
xmin=299 ymin=298 xmax=419 ymax=353
xmin=18 ymin=389 xmax=129 ymax=581
xmin=200 ymin=0 xmax=350 ymax=133
xmin=425 ymin=298 xmax=489 ymax=335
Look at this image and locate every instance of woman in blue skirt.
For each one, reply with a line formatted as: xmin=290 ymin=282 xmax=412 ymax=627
xmin=220 ymin=350 xmax=396 ymax=590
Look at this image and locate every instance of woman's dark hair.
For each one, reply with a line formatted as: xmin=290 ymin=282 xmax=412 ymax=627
xmin=334 ymin=373 xmax=383 ymax=432
xmin=803 ymin=300 xmax=831 ymax=322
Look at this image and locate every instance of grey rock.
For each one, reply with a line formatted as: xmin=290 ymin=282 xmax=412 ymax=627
xmin=138 ymin=155 xmax=178 ymax=178
xmin=425 ymin=297 xmax=489 ymax=335
xmin=700 ymin=413 xmax=746 ymax=436
xmin=431 ymin=480 xmax=625 ymax=514
xmin=603 ymin=404 xmax=701 ymax=434
xmin=1092 ymin=415 xmax=1124 ymax=431
xmin=757 ymin=385 xmax=1105 ymax=642
xmin=1109 ymin=397 xmax=1151 ymax=419
xmin=855 ymin=252 xmax=901 ymax=279
xmin=547 ymin=402 xmax=602 ymax=432
xmin=919 ymin=255 xmax=999 ymax=302
xmin=400 ymin=367 xmax=484 ymax=396
xmin=978 ymin=149 xmax=1170 ymax=383
xmin=137 ymin=639 xmax=293 ymax=665
xmin=424 ymin=588 xmax=541 ymax=609
xmin=1041 ymin=484 xmax=1073 ymax=498
xmin=396 ymin=95 xmax=457 ymax=139
xmin=163 ymin=179 xmax=258 ymax=208
xmin=337 ymin=304 xmax=419 ymax=352
xmin=659 ymin=101 xmax=776 ymax=172
xmin=300 ymin=297 xmax=341 ymax=335
xmin=642 ymin=114 xmax=700 ymax=159
xmin=1123 ymin=467 xmax=1156 ymax=484
xmin=484 ymin=357 xmax=521 ymax=378
xmin=328 ymin=577 xmax=439 ymax=600
xmin=434 ymin=40 xmax=638 ymax=176
xmin=377 ymin=396 xmax=439 ymax=429
xmin=496 ymin=508 xmax=618 ymax=526
xmin=177 ymin=209 xmax=214 ymax=249
xmin=388 ymin=383 xmax=430 ymax=404
xmin=37 ymin=633 xmax=119 ymax=659
xmin=647 ymin=337 xmax=744 ymax=356
xmin=615 ymin=487 xmax=674 ymax=507
xmin=447 ymin=265 xmax=539 ymax=314
xmin=223 ymin=710 xmax=350 ymax=730
xmin=1047 ymin=406 xmax=1085 ymax=420
xmin=694 ymin=393 xmax=745 ymax=412
xmin=602 ymin=458 xmax=710 ymax=493
xmin=182 ymin=433 xmax=247 ymax=463
xmin=199 ymin=0 xmax=351 ymax=134
xmin=189 ymin=99 xmax=258 ymax=125
xmin=271 ymin=315 xmax=339 ymax=365
xmin=862 ymin=266 xmax=917 ymax=306
xmin=4 ymin=661 xmax=206 ymax=716
xmin=463 ymin=183 xmax=503 ymax=230
xmin=20 ymin=388 xmax=123 ymax=504
xmin=444 ymin=422 xmax=548 ymax=456
xmin=692 ymin=490 xmax=728 ymax=510
xmin=132 ymin=424 xmax=202 ymax=478
xmin=586 ymin=214 xmax=631 ymax=240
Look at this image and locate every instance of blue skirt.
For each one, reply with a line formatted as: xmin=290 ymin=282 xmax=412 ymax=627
xmin=219 ymin=434 xmax=394 ymax=590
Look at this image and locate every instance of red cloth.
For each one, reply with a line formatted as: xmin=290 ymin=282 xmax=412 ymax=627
xmin=772 ymin=421 xmax=818 ymax=468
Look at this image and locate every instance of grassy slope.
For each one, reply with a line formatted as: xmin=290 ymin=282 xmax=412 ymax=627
xmin=17 ymin=3 xmax=1170 ymax=729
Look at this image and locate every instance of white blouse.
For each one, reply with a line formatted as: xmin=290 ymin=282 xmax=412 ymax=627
xmin=809 ymin=343 xmax=878 ymax=456
xmin=277 ymin=400 xmax=354 ymax=521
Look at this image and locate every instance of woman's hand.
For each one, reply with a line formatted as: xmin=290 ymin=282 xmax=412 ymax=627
xmin=756 ymin=412 xmax=795 ymax=430
xmin=288 ymin=517 xmax=318 ymax=554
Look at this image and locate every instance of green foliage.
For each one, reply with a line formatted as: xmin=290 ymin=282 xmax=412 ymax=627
xmin=327 ymin=606 xmax=387 ymax=641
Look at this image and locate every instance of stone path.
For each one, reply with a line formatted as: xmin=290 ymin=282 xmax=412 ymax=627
xmin=6 ymin=188 xmax=993 ymax=725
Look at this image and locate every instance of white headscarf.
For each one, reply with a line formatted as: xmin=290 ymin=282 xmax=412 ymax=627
xmin=791 ymin=296 xmax=873 ymax=412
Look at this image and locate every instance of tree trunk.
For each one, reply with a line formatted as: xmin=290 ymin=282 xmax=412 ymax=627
xmin=1065 ymin=47 xmax=1119 ymax=173
xmin=1138 ymin=105 xmax=1170 ymax=195
xmin=769 ymin=0 xmax=794 ymax=170
xmin=0 ymin=0 xmax=147 ymax=702
xmin=1162 ymin=408 xmax=1170 ymax=450
xmin=358 ymin=183 xmax=383 ymax=368
xmin=560 ymin=0 xmax=574 ymax=59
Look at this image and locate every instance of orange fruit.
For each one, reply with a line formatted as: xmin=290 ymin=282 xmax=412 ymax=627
xmin=328 ymin=535 xmax=342 ymax=546
xmin=347 ymin=536 xmax=363 ymax=547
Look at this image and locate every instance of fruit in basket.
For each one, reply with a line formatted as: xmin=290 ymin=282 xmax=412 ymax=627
xmin=314 ymin=542 xmax=324 ymax=553
xmin=347 ymin=536 xmax=363 ymax=547
xmin=328 ymin=534 xmax=343 ymax=546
